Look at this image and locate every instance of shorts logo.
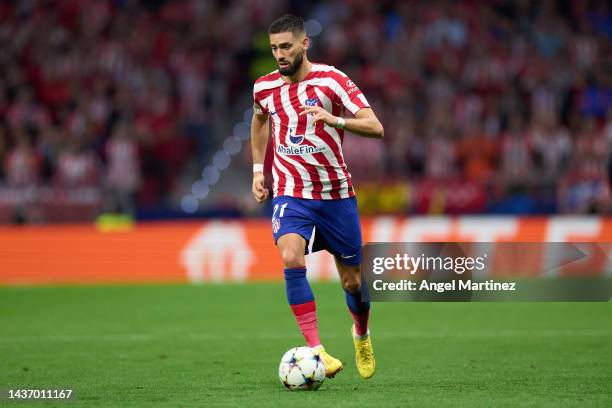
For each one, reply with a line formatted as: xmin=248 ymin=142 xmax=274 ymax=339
xmin=288 ymin=128 xmax=304 ymax=145
xmin=272 ymin=218 xmax=281 ymax=234
xmin=305 ymin=97 xmax=320 ymax=107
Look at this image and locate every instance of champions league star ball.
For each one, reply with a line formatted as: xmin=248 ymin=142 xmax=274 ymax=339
xmin=278 ymin=347 xmax=326 ymax=391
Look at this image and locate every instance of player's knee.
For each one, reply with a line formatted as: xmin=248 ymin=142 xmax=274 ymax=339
xmin=281 ymin=249 xmax=305 ymax=269
xmin=342 ymin=275 xmax=361 ymax=294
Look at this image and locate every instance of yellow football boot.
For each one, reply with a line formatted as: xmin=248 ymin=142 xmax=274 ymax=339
xmin=314 ymin=347 xmax=344 ymax=378
xmin=352 ymin=325 xmax=375 ymax=379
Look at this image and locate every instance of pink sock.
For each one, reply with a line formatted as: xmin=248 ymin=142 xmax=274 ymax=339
xmin=350 ymin=309 xmax=370 ymax=336
xmin=290 ymin=301 xmax=321 ymax=347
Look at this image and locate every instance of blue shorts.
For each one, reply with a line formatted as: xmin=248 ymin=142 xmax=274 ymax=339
xmin=271 ymin=196 xmax=363 ymax=266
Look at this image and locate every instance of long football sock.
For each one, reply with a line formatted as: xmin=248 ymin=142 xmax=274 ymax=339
xmin=345 ymin=289 xmax=370 ymax=337
xmin=284 ymin=267 xmax=321 ymax=347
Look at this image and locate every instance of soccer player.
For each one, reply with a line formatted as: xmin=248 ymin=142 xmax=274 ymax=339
xmin=250 ymin=14 xmax=384 ymax=380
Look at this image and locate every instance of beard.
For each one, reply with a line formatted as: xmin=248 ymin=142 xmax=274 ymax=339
xmin=278 ymin=52 xmax=303 ymax=76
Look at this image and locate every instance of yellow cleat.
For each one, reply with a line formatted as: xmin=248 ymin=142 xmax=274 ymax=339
xmin=315 ymin=347 xmax=344 ymax=378
xmin=352 ymin=325 xmax=376 ymax=379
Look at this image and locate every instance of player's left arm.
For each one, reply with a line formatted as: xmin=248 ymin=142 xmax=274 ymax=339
xmin=299 ymin=106 xmax=384 ymax=139
xmin=299 ymin=70 xmax=383 ymax=139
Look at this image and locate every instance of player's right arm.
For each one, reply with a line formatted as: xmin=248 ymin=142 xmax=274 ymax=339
xmin=251 ymin=103 xmax=270 ymax=203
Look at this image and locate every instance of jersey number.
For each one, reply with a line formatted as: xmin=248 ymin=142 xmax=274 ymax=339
xmin=273 ymin=203 xmax=288 ymax=219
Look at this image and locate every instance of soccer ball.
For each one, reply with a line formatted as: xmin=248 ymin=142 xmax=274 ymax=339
xmin=278 ymin=346 xmax=326 ymax=391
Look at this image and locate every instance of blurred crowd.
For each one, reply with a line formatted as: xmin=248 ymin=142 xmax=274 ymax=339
xmin=0 ymin=0 xmax=611 ymax=221
xmin=318 ymin=0 xmax=612 ymax=214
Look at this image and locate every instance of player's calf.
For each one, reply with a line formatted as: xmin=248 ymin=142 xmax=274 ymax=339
xmin=284 ymin=267 xmax=321 ymax=348
xmin=338 ymin=262 xmax=371 ymax=339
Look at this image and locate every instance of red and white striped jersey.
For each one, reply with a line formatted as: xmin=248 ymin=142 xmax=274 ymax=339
xmin=253 ymin=63 xmax=370 ymax=200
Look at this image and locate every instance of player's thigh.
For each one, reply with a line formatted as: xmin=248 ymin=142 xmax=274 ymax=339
xmin=272 ymin=196 xmax=314 ymax=268
xmin=277 ymin=233 xmax=307 ymax=268
xmin=314 ymin=197 xmax=363 ymax=265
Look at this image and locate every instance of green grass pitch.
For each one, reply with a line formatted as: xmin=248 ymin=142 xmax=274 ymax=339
xmin=1 ymin=283 xmax=611 ymax=407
